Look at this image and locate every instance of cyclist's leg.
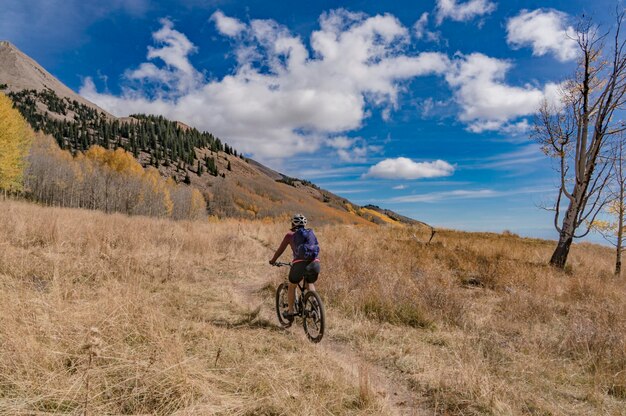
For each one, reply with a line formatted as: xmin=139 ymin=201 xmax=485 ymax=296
xmin=287 ymin=283 xmax=297 ymax=313
xmin=287 ymin=263 xmax=307 ymax=314
xmin=303 ymin=261 xmax=320 ymax=292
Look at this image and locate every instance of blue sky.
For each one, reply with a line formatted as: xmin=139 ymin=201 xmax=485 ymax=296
xmin=1 ymin=0 xmax=619 ymax=240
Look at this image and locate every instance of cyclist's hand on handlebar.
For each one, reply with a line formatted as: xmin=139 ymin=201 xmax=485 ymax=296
xmin=269 ymin=260 xmax=276 ymax=265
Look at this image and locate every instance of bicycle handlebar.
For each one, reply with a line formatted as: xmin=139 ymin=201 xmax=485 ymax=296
xmin=272 ymin=261 xmax=292 ymax=267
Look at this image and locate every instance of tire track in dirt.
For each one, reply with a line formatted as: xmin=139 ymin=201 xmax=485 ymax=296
xmin=228 ymin=276 xmax=428 ymax=415
xmin=226 ymin=232 xmax=429 ymax=415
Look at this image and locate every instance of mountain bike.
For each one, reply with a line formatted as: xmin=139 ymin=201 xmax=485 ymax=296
xmin=272 ymin=262 xmax=325 ymax=343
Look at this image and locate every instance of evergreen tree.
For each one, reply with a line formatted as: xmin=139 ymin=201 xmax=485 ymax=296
xmin=6 ymin=89 xmax=248 ymax=183
xmin=205 ymin=157 xmax=218 ymax=176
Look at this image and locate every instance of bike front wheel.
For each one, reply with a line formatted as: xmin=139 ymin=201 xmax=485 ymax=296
xmin=302 ymin=291 xmax=325 ymax=343
xmin=275 ymin=282 xmax=292 ymax=328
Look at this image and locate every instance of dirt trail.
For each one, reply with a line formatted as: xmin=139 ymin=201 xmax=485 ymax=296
xmin=226 ymin=233 xmax=429 ymax=415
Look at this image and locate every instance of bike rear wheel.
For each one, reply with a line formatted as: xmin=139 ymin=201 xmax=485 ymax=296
xmin=275 ymin=282 xmax=292 ymax=328
xmin=302 ymin=291 xmax=325 ymax=343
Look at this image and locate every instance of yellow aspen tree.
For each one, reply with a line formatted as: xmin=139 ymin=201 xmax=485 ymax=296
xmin=84 ymin=145 xmax=108 ymax=163
xmin=0 ymin=93 xmax=34 ymax=194
xmin=111 ymin=148 xmax=143 ymax=176
xmin=142 ymin=167 xmax=173 ymax=217
xmin=25 ymin=136 xmax=204 ymax=220
xmin=85 ymin=146 xmax=144 ymax=213
xmin=162 ymin=186 xmax=174 ymax=218
xmin=189 ymin=188 xmax=207 ymax=219
xmin=85 ymin=145 xmax=115 ymax=212
xmin=165 ymin=177 xmax=184 ymax=219
xmin=104 ymin=148 xmax=144 ymax=213
xmin=87 ymin=146 xmax=143 ymax=176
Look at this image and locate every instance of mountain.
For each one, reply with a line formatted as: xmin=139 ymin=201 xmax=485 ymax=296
xmin=1 ymin=41 xmax=421 ymax=226
xmin=0 ymin=41 xmax=112 ymax=118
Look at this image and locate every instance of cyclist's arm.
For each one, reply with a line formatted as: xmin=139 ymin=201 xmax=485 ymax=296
xmin=269 ymin=233 xmax=290 ymax=264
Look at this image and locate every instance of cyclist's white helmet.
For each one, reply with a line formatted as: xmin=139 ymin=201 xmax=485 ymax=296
xmin=291 ymin=213 xmax=307 ymax=228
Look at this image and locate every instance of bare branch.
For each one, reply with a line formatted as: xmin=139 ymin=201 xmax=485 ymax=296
xmin=554 ymin=187 xmax=563 ymax=234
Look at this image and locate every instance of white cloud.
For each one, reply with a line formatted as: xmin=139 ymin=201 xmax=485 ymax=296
xmin=444 ymin=53 xmax=563 ymax=132
xmin=500 ymin=119 xmax=531 ymax=134
xmin=460 ymin=143 xmax=544 ymax=170
xmin=81 ymin=11 xmax=450 ymax=160
xmin=210 ymin=10 xmax=246 ymax=37
xmin=297 ymin=166 xmax=364 ymax=179
xmin=385 ymin=184 xmax=555 ymax=203
xmin=364 ymin=157 xmax=455 ymax=180
xmin=413 ymin=12 xmax=429 ymax=38
xmin=387 ymin=184 xmax=556 ymax=204
xmin=481 ymin=144 xmax=544 ymax=169
xmin=327 ymin=136 xmax=355 ymax=150
xmin=78 ymin=10 xmax=565 ymax=156
xmin=506 ymin=9 xmax=578 ymax=62
xmin=393 ymin=184 xmax=407 ymax=190
xmin=467 ymin=119 xmax=531 ymax=134
xmin=125 ymin=18 xmax=203 ymax=95
xmin=328 ymin=188 xmax=367 ymax=194
xmin=391 ymin=189 xmax=496 ymax=203
xmin=420 ymin=97 xmax=454 ymax=118
xmin=435 ymin=0 xmax=497 ymax=25
xmin=413 ymin=12 xmax=442 ymax=43
xmin=326 ymin=136 xmax=381 ymax=162
xmin=337 ymin=146 xmax=368 ymax=163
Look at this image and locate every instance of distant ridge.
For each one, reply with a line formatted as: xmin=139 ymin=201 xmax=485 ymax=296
xmin=0 ymin=41 xmax=113 ymax=118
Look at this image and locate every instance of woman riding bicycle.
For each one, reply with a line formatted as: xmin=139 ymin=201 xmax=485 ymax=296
xmin=269 ymin=213 xmax=320 ymax=322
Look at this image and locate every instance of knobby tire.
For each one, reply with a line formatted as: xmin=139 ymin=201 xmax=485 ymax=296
xmin=302 ymin=291 xmax=325 ymax=343
xmin=275 ymin=282 xmax=292 ymax=328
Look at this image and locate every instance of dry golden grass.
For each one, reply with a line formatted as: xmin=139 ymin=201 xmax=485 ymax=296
xmin=322 ymin=228 xmax=626 ymax=415
xmin=1 ymin=199 xmax=625 ymax=415
xmin=0 ymin=200 xmax=384 ymax=415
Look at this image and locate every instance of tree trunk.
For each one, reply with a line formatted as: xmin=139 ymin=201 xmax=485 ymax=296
xmin=550 ymin=232 xmax=574 ymax=268
xmin=550 ymin=201 xmax=579 ymax=268
xmin=616 ymin=184 xmax=624 ymax=277
xmin=616 ymin=203 xmax=623 ymax=277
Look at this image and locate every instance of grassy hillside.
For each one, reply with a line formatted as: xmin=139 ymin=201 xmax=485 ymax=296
xmin=5 ymin=89 xmax=413 ymax=226
xmin=1 ymin=199 xmax=625 ymax=415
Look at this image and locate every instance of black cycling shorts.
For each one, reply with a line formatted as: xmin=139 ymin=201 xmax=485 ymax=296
xmin=289 ymin=261 xmax=320 ymax=284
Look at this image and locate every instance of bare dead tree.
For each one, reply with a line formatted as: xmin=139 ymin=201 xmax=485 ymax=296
xmin=589 ymin=136 xmax=626 ymax=275
xmin=534 ymin=13 xmax=626 ymax=268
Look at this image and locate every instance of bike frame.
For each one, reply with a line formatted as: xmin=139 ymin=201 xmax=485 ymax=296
xmin=272 ymin=261 xmax=325 ymax=342
xmin=272 ymin=261 xmax=308 ymax=316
